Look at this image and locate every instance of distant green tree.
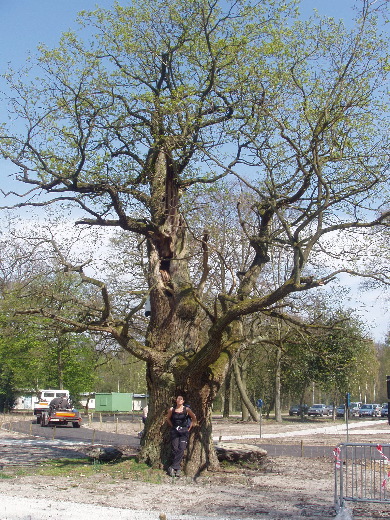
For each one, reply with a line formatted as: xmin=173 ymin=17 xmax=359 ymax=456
xmin=244 ymin=308 xmax=373 ymax=413
xmin=0 ymin=311 xmax=46 ymax=392
xmin=0 ymin=273 xmax=103 ymax=401
xmin=298 ymin=311 xmax=374 ymax=405
xmin=95 ymin=349 xmax=147 ymax=393
xmin=0 ymin=315 xmax=101 ymax=400
xmin=0 ymin=366 xmax=17 ymax=412
xmin=375 ymin=331 xmax=390 ymax=403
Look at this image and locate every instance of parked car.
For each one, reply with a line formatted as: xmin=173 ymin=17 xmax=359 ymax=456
xmin=326 ymin=404 xmax=334 ymax=415
xmin=381 ymin=403 xmax=388 ymax=417
xmin=289 ymin=404 xmax=309 ymax=416
xmin=359 ymin=404 xmax=382 ymax=417
xmin=307 ymin=404 xmax=329 ymax=416
xmin=349 ymin=402 xmax=362 ymax=417
xmin=359 ymin=404 xmax=374 ymax=417
xmin=336 ymin=404 xmax=346 ymax=417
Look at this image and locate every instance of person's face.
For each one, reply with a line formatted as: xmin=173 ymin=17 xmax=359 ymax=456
xmin=176 ymin=396 xmax=184 ymax=405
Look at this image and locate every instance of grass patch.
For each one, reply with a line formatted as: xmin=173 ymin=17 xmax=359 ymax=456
xmin=0 ymin=472 xmax=13 ymax=479
xmin=2 ymin=457 xmax=164 ymax=483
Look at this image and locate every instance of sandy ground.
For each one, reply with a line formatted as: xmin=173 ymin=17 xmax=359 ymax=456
xmin=1 ymin=416 xmax=390 ymax=519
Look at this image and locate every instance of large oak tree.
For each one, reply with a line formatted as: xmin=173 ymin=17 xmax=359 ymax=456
xmin=1 ymin=0 xmax=389 ymax=475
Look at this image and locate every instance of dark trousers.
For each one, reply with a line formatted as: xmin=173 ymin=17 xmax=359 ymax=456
xmin=170 ymin=429 xmax=189 ymax=470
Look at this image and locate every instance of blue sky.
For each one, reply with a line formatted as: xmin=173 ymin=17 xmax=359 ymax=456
xmin=0 ymin=0 xmax=388 ymax=342
xmin=0 ymin=0 xmax=357 ymax=74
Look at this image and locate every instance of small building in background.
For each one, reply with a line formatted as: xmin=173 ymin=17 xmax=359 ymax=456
xmin=94 ymin=392 xmax=133 ymax=412
xmin=132 ymin=393 xmax=148 ymax=411
xmin=14 ymin=394 xmax=33 ymax=410
xmin=79 ymin=394 xmax=96 ymax=410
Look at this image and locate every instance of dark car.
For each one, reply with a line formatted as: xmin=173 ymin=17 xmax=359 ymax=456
xmin=381 ymin=403 xmax=388 ymax=417
xmin=336 ymin=404 xmax=346 ymax=417
xmin=289 ymin=404 xmax=309 ymax=416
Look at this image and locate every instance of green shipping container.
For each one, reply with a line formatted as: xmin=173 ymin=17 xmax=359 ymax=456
xmin=94 ymin=392 xmax=133 ymax=412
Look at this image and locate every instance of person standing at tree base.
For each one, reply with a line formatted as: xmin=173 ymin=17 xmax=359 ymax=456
xmin=166 ymin=394 xmax=196 ymax=477
xmin=142 ymin=404 xmax=148 ymax=425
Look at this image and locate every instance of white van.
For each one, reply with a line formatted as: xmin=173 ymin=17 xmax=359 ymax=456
xmin=33 ymin=389 xmax=70 ymax=423
xmin=349 ymin=402 xmax=362 ymax=416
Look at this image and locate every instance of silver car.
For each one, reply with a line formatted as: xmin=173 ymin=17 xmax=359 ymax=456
xmin=349 ymin=402 xmax=362 ymax=417
xmin=359 ymin=404 xmax=381 ymax=417
xmin=307 ymin=404 xmax=329 ymax=416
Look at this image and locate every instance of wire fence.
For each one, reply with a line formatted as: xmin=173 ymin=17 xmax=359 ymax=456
xmin=334 ymin=442 xmax=390 ymax=509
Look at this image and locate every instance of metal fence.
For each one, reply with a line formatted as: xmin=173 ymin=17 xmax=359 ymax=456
xmin=334 ymin=442 xmax=390 ymax=509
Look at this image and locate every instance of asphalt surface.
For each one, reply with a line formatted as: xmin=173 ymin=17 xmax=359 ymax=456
xmin=4 ymin=417 xmax=347 ymax=458
xmin=5 ymin=416 xmax=140 ymax=446
xmin=3 ymin=417 xmax=389 ymax=468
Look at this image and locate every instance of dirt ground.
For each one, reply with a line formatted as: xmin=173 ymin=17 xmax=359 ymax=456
xmin=1 ymin=416 xmax=390 ymax=519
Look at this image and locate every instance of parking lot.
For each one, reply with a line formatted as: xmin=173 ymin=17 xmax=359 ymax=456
xmin=289 ymin=402 xmax=389 ymax=419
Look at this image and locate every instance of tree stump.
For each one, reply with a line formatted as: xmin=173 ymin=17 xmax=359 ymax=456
xmin=84 ymin=446 xmax=123 ymax=462
xmin=215 ymin=443 xmax=267 ymax=464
